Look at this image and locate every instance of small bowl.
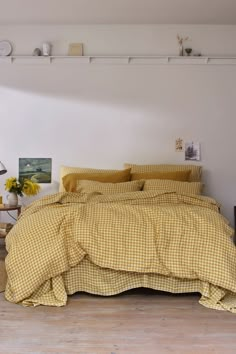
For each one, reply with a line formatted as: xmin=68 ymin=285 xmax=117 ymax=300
xmin=185 ymin=48 xmax=192 ymax=56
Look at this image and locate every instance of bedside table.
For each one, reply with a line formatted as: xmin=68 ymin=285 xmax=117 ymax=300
xmin=0 ymin=204 xmax=21 ymax=238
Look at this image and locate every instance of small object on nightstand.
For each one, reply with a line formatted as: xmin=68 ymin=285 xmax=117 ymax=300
xmin=7 ymin=192 xmax=18 ymax=206
xmin=0 ymin=222 xmax=13 ymax=237
xmin=0 ymin=204 xmax=22 ymax=238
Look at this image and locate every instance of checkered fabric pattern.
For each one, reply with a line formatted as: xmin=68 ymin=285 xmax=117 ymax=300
xmin=124 ymin=163 xmax=202 ymax=182
xmin=143 ymin=179 xmax=202 ymax=195
xmin=4 ymin=190 xmax=236 ymax=313
xmin=76 ymin=180 xmax=144 ymax=194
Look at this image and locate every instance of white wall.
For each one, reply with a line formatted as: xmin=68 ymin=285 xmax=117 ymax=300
xmin=0 ymin=25 xmax=236 ymax=225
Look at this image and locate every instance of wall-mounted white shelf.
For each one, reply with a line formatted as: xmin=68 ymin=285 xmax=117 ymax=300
xmin=1 ymin=55 xmax=236 ymax=65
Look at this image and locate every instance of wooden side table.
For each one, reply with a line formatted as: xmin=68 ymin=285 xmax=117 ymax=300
xmin=0 ymin=204 xmax=22 ymax=238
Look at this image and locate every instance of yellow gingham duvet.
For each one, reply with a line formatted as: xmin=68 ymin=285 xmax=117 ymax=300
xmin=5 ymin=191 xmax=236 ymax=312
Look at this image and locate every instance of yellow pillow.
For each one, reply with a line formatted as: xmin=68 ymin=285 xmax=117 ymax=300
xmin=124 ymin=163 xmax=202 ymax=182
xmin=63 ymin=169 xmax=131 ymax=192
xmin=59 ymin=165 xmax=123 ymax=192
xmin=143 ymin=179 xmax=202 ymax=195
xmin=77 ymin=180 xmax=144 ymax=194
xmin=131 ymin=170 xmax=191 ymax=182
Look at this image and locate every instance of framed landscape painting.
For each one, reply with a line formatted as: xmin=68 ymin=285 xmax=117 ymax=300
xmin=19 ymin=158 xmax=52 ymax=183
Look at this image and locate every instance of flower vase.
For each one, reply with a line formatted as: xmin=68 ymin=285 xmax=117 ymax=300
xmin=179 ymin=45 xmax=184 ymax=56
xmin=7 ymin=192 xmax=18 ymax=206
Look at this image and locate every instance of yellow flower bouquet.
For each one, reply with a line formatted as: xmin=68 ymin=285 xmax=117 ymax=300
xmin=5 ymin=177 xmax=40 ymax=197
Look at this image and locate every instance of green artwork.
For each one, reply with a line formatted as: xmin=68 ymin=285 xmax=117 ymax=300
xmin=19 ymin=158 xmax=52 ymax=183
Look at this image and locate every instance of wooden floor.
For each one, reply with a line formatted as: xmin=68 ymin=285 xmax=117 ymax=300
xmin=1 ymin=239 xmax=236 ymax=354
xmin=1 ymin=290 xmax=236 ymax=353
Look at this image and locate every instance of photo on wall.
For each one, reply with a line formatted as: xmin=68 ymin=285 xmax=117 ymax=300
xmin=19 ymin=158 xmax=52 ymax=183
xmin=185 ymin=142 xmax=201 ymax=161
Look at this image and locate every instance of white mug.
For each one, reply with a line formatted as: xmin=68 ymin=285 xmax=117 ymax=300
xmin=42 ymin=42 xmax=51 ymax=56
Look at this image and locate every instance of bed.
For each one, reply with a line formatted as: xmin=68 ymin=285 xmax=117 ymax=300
xmin=4 ymin=163 xmax=236 ymax=312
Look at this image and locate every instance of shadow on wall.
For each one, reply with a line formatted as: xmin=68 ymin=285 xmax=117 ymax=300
xmin=0 ymin=64 xmax=208 ymax=108
xmin=0 ymin=64 xmax=235 ymax=225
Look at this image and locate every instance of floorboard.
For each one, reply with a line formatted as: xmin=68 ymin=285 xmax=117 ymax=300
xmin=1 ymin=289 xmax=236 ymax=353
xmin=1 ymin=241 xmax=236 ymax=354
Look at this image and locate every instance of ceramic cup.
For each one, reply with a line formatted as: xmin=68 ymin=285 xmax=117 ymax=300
xmin=42 ymin=42 xmax=51 ymax=56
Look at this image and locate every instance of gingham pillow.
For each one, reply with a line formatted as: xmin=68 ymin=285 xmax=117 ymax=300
xmin=143 ymin=179 xmax=203 ymax=195
xmin=76 ymin=180 xmax=144 ymax=194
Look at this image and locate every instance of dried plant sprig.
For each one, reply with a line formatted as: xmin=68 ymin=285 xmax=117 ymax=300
xmin=177 ymin=34 xmax=189 ymax=45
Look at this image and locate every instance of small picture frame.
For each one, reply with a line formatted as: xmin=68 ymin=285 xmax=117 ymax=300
xmin=68 ymin=43 xmax=83 ymax=56
xmin=175 ymin=138 xmax=183 ymax=152
xmin=185 ymin=142 xmax=201 ymax=161
xmin=19 ymin=158 xmax=52 ymax=183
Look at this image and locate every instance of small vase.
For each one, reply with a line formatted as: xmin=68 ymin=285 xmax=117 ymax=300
xmin=7 ymin=192 xmax=18 ymax=206
xmin=179 ymin=45 xmax=184 ymax=56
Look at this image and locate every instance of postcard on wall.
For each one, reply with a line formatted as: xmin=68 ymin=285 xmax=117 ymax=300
xmin=185 ymin=142 xmax=201 ymax=161
xmin=19 ymin=158 xmax=52 ymax=183
xmin=175 ymin=138 xmax=183 ymax=152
